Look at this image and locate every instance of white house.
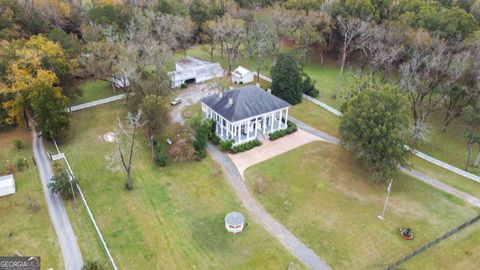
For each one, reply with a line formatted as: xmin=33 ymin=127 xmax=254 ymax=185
xmin=168 ymin=56 xmax=223 ymax=88
xmin=0 ymin=174 xmax=15 ymax=197
xmin=201 ymin=86 xmax=290 ymax=145
xmin=231 ymin=66 xmax=254 ymax=84
xmin=112 ymin=76 xmax=130 ymax=89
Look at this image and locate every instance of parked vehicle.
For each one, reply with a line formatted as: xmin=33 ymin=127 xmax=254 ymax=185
xmin=171 ymin=97 xmax=182 ymax=106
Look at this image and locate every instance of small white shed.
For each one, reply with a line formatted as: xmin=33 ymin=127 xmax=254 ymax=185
xmin=0 ymin=174 xmax=15 ymax=197
xmin=231 ymin=66 xmax=254 ymax=84
xmin=112 ymin=76 xmax=130 ymax=89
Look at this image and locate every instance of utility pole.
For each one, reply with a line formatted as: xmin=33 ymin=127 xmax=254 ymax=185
xmin=378 ymin=179 xmax=393 ymax=220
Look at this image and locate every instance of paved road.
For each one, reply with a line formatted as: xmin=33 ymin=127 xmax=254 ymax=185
xmin=207 ymin=144 xmax=332 ymax=270
xmin=291 ymin=117 xmax=480 ymax=209
xmin=69 ymin=94 xmax=125 ymax=112
xmin=32 ymin=131 xmax=83 ymax=270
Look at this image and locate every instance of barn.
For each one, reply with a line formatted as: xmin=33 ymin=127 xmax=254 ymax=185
xmin=168 ymin=56 xmax=223 ymax=88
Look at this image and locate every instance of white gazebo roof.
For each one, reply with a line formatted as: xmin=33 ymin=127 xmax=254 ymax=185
xmin=225 ymin=212 xmax=245 ymax=226
xmin=232 ymin=66 xmax=251 ymax=77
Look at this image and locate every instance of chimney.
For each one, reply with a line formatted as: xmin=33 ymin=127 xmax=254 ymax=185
xmin=228 ymin=97 xmax=233 ymax=106
xmin=267 ymin=88 xmax=271 ymax=94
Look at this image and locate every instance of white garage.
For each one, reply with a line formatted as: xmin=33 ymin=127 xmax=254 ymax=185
xmin=168 ymin=56 xmax=223 ymax=88
xmin=0 ymin=174 xmax=15 ymax=197
xmin=231 ymin=66 xmax=254 ymax=84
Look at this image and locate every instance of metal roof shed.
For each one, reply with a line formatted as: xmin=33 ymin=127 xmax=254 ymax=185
xmin=0 ymin=174 xmax=15 ymax=197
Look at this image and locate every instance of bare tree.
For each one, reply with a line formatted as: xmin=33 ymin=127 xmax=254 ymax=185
xmin=334 ymin=16 xmax=367 ymax=98
xmin=106 ymin=110 xmax=144 ymax=190
xmin=251 ymin=14 xmax=278 ymax=83
xmin=292 ymin=22 xmax=321 ymax=66
xmin=399 ymin=31 xmax=459 ymax=141
xmin=172 ymin=16 xmax=194 ymax=56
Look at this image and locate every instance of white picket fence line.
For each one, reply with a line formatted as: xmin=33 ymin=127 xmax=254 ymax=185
xmin=52 ymin=139 xmax=119 ymax=270
xmin=301 ymin=93 xmax=480 ymax=183
xmin=69 ymin=94 xmax=125 ymax=112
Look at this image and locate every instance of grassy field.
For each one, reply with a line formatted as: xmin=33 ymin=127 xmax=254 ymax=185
xmin=244 ymin=141 xmax=480 ymax=269
xmin=289 ymin=101 xmax=480 ymax=198
xmin=54 ymin=101 xmax=304 ymax=269
xmin=0 ymin=127 xmax=63 ymax=269
xmin=73 ymin=80 xmax=117 ymax=105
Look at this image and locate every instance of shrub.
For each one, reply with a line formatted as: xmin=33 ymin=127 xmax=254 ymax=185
xmin=16 ymin=158 xmax=25 ymax=172
xmin=48 ymin=171 xmax=77 ymax=200
xmin=219 ymin=139 xmax=234 ymax=152
xmin=231 ymin=139 xmax=262 ymax=153
xmin=180 ymin=83 xmax=188 ymax=89
xmin=268 ymin=121 xmax=297 ymax=140
xmin=82 ymin=260 xmax=101 ymax=270
xmin=302 ymin=73 xmax=319 ymax=97
xmin=154 ymin=144 xmax=167 ymax=167
xmin=12 ymin=137 xmax=23 ymax=149
xmin=210 ymin=134 xmax=221 ymax=145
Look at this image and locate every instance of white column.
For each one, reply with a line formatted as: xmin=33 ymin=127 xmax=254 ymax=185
xmin=284 ymin=108 xmax=289 ymax=128
xmin=220 ymin=117 xmax=224 ymax=137
xmin=263 ymin=114 xmax=266 ymax=134
xmin=215 ymin=112 xmax=219 ymax=133
xmin=246 ymin=121 xmax=250 ymax=140
xmin=255 ymin=117 xmax=259 ymax=137
xmin=270 ymin=112 xmax=274 ymax=132
xmin=277 ymin=110 xmax=282 ymax=129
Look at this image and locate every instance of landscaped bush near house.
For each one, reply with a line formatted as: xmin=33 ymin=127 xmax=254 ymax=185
xmin=269 ymin=121 xmax=298 ymax=140
xmin=231 ymin=139 xmax=262 ymax=153
xmin=219 ymin=139 xmax=234 ymax=152
xmin=210 ymin=134 xmax=221 ymax=145
xmin=180 ymin=83 xmax=188 ymax=89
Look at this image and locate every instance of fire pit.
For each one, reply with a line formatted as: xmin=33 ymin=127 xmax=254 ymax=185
xmin=400 ymin=228 xmax=414 ymax=240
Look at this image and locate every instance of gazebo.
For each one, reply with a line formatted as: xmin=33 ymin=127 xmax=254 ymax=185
xmin=225 ymin=212 xmax=245 ymax=233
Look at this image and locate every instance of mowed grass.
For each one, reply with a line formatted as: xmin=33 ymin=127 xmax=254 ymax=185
xmin=0 ymin=127 xmax=62 ymax=269
xmin=290 ymin=100 xmax=480 ymax=197
xmin=56 ymin=101 xmax=303 ymax=269
xmin=244 ymin=141 xmax=480 ymax=269
xmin=73 ymin=80 xmax=116 ymax=105
xmin=403 ymin=220 xmax=480 ymax=269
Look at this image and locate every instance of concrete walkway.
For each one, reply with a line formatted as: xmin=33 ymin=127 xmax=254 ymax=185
xmin=207 ymin=144 xmax=332 ymax=270
xmin=229 ymin=129 xmax=324 ymax=176
xmin=32 ymin=131 xmax=83 ymax=270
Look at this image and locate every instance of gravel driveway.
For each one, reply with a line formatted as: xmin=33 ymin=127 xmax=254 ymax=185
xmin=170 ymin=84 xmax=218 ymax=125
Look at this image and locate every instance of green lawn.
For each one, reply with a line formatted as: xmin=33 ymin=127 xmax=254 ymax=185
xmin=0 ymin=127 xmax=63 ymax=269
xmin=290 ymin=101 xmax=480 ymax=198
xmin=73 ymin=80 xmax=117 ymax=105
xmin=55 ymin=101 xmax=304 ymax=269
xmin=244 ymin=141 xmax=480 ymax=270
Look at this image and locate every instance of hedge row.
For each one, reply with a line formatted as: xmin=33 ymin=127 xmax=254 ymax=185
xmin=268 ymin=121 xmax=298 ymax=140
xmin=231 ymin=139 xmax=262 ymax=153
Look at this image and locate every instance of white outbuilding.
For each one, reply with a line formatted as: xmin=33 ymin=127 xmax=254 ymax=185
xmin=231 ymin=66 xmax=254 ymax=84
xmin=0 ymin=174 xmax=15 ymax=197
xmin=225 ymin=212 xmax=245 ymax=234
xmin=168 ymin=56 xmax=223 ymax=88
xmin=112 ymin=76 xmax=130 ymax=89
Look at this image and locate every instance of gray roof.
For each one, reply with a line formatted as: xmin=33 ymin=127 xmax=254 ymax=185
xmin=225 ymin=212 xmax=245 ymax=225
xmin=201 ymin=86 xmax=290 ymax=122
xmin=168 ymin=63 xmax=223 ymax=82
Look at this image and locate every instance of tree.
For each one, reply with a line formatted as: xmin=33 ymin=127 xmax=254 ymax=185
xmin=208 ymin=15 xmax=245 ymax=72
xmin=463 ymin=104 xmax=480 ymax=171
xmin=334 ymin=16 xmax=367 ymax=98
xmin=140 ymin=95 xmax=166 ymax=155
xmin=29 ymin=75 xmax=70 ymax=140
xmin=285 ymin=0 xmax=322 ymax=16
xmin=292 ymin=23 xmax=321 ymax=66
xmin=302 ymin=73 xmax=319 ymax=97
xmin=251 ymin=14 xmax=278 ymax=82
xmin=192 ymin=119 xmax=213 ymax=159
xmin=168 ymin=129 xmax=196 ymax=162
xmin=106 ymin=111 xmax=144 ymax=190
xmin=340 ymin=83 xmax=411 ymax=181
xmin=172 ymin=16 xmax=194 ymax=55
xmin=270 ymin=53 xmax=303 ymax=105
xmin=48 ymin=170 xmax=76 ymax=200
xmin=399 ymin=30 xmax=468 ymax=141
